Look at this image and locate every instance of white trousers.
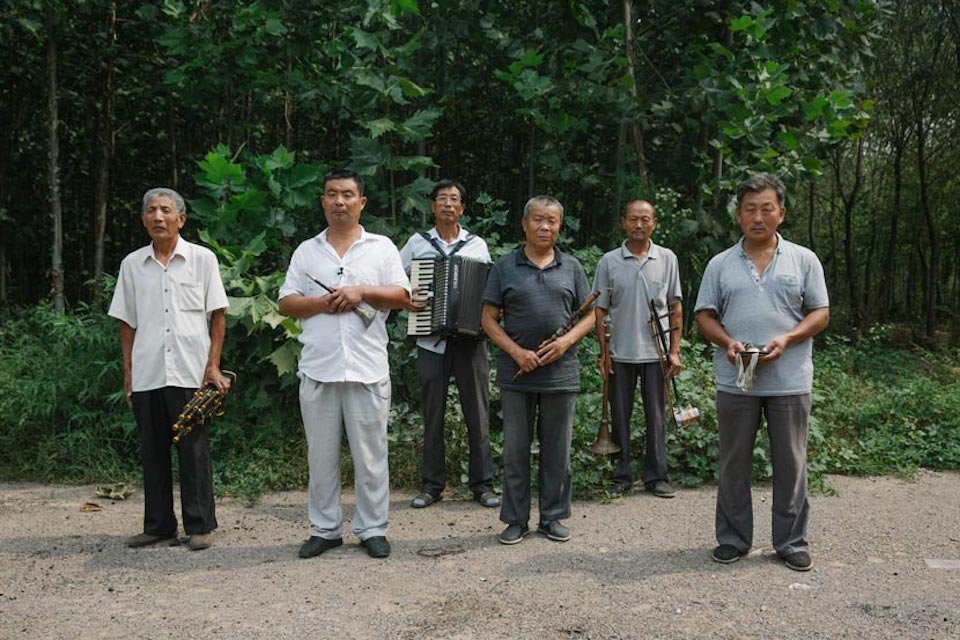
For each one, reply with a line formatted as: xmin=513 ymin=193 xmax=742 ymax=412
xmin=300 ymin=376 xmax=391 ymax=540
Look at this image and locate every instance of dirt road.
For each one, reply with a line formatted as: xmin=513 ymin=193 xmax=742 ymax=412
xmin=1 ymin=471 xmax=958 ymax=639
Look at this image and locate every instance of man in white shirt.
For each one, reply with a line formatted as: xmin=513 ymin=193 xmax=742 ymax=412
xmin=108 ymin=188 xmax=229 ymax=551
xmin=398 ymin=180 xmax=498 ymax=510
xmin=279 ymin=169 xmax=410 ymax=560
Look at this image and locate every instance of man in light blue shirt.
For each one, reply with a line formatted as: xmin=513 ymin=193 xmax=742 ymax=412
xmin=695 ymin=173 xmax=829 ymax=572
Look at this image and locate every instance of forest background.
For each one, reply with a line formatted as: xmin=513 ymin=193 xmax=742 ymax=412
xmin=0 ymin=0 xmax=958 ymax=501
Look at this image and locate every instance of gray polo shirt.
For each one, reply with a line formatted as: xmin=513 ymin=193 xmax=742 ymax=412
xmin=594 ymin=240 xmax=682 ymax=364
xmin=694 ymin=234 xmax=829 ymax=396
xmin=483 ymin=246 xmax=591 ymax=393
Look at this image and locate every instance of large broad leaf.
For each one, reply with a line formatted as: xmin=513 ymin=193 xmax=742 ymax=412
xmin=398 ymin=108 xmax=442 ymax=141
xmin=365 ymin=118 xmax=397 ymax=138
xmin=267 ymin=341 xmax=301 ymax=378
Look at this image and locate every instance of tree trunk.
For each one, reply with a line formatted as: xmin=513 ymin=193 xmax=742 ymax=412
xmin=915 ymin=115 xmax=939 ymax=338
xmin=168 ymin=101 xmax=178 ymax=189
xmin=806 ymin=180 xmax=817 ymax=253
xmin=622 ymin=0 xmax=648 ymax=188
xmin=879 ymin=135 xmax=903 ymax=322
xmin=46 ymin=6 xmax=65 ymax=314
xmin=834 ymin=142 xmax=864 ymax=328
xmin=92 ymin=0 xmax=117 ymax=293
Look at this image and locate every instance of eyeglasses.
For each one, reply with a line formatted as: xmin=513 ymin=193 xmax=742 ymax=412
xmin=434 ymin=195 xmax=462 ymax=204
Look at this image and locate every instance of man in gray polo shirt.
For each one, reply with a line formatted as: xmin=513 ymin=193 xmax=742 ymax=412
xmin=695 ymin=173 xmax=829 ymax=572
xmin=481 ymin=196 xmax=594 ymax=545
xmin=594 ymin=199 xmax=682 ymax=498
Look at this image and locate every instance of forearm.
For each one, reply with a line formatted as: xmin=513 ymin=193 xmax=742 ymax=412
xmin=668 ymin=301 xmax=683 ymax=355
xmin=279 ymin=294 xmax=332 ymax=319
xmin=205 ymin=309 xmax=226 ymax=370
xmin=361 ymin=285 xmax=409 ymax=310
xmin=564 ymin=310 xmax=595 ymax=347
xmin=696 ymin=309 xmax=735 ymax=349
xmin=119 ymin=321 xmax=135 ymax=379
xmin=784 ymin=307 xmax=830 ymax=345
xmin=482 ymin=305 xmax=522 ymax=358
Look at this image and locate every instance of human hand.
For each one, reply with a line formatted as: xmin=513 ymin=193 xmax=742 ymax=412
xmin=537 ymin=336 xmax=570 ymax=367
xmin=725 ymin=340 xmax=746 ymax=365
xmin=759 ymin=335 xmax=789 ymax=362
xmin=327 ymin=285 xmax=365 ymax=313
xmin=512 ymin=348 xmax=541 ymax=374
xmin=666 ymin=352 xmax=682 ymax=379
xmin=203 ymin=366 xmax=231 ymax=392
xmin=407 ymin=285 xmax=429 ymax=312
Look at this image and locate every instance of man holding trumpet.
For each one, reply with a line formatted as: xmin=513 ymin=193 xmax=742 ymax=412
xmin=593 ymin=199 xmax=683 ymax=499
xmin=481 ymin=196 xmax=594 ymax=545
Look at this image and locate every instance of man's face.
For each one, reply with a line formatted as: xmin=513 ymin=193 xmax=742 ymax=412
xmin=141 ymin=196 xmax=186 ymax=243
xmin=736 ymin=188 xmax=784 ymax=243
xmin=431 ymin=186 xmax=464 ymax=227
xmin=521 ymin=204 xmax=562 ymax=251
xmin=621 ymin=202 xmax=657 ymax=243
xmin=322 ymin=178 xmax=367 ymax=228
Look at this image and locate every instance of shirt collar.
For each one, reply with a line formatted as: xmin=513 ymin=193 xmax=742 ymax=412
xmin=619 ymin=240 xmax=660 ymax=261
xmin=737 ymin=232 xmax=783 ymax=257
xmin=315 ymin=225 xmax=371 ymax=246
xmin=427 ymin=225 xmax=469 ymax=243
xmin=144 ymin=235 xmax=189 ymax=263
xmin=515 ymin=244 xmax=564 ymax=267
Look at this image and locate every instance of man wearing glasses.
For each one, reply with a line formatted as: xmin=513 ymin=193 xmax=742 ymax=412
xmin=399 ymin=180 xmax=499 ymax=510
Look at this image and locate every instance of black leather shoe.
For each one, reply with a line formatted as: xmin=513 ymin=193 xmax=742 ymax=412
xmin=474 ymin=491 xmax=501 ymax=508
xmin=537 ymin=520 xmax=571 ymax=542
xmin=646 ymin=480 xmax=676 ymax=498
xmin=498 ymin=524 xmax=530 ymax=545
xmin=298 ymin=536 xmax=343 ymax=559
xmin=361 ymin=536 xmax=391 ymax=558
xmin=783 ymin=551 xmax=812 ymax=571
xmin=712 ymin=544 xmax=744 ymax=564
xmin=605 ymin=482 xmax=631 ymax=496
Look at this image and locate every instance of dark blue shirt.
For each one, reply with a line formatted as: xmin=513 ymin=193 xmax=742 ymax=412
xmin=483 ymin=246 xmax=592 ymax=392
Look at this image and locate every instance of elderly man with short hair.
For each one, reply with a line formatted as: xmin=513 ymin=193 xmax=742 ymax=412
xmin=695 ymin=173 xmax=829 ymax=572
xmin=108 ymin=187 xmax=230 ymax=551
xmin=481 ymin=196 xmax=594 ymax=545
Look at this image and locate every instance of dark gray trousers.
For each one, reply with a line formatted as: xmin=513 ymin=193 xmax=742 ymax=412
xmin=715 ymin=391 xmax=811 ymax=557
xmin=131 ymin=387 xmax=217 ymax=536
xmin=609 ymin=361 xmax=668 ymax=486
xmin=499 ymin=390 xmax=576 ymax=526
xmin=417 ymin=341 xmax=493 ymax=496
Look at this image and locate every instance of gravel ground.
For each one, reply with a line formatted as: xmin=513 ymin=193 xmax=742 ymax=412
xmin=1 ymin=471 xmax=958 ymax=639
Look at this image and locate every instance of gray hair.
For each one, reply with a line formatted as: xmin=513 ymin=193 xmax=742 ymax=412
xmin=522 ymin=195 xmax=564 ymax=220
xmin=736 ymin=173 xmax=786 ymax=207
xmin=142 ymin=187 xmax=186 ymax=214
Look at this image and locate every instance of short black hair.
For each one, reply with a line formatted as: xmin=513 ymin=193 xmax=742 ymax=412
xmin=736 ymin=173 xmax=786 ymax=207
xmin=430 ymin=179 xmax=467 ymax=203
xmin=323 ymin=169 xmax=365 ymax=196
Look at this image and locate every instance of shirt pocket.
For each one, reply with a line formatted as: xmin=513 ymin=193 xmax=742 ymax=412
xmin=772 ymin=274 xmax=802 ymax=312
xmin=175 ymin=280 xmax=205 ymax=312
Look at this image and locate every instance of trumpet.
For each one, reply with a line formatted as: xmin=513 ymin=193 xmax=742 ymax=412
xmin=591 ymin=290 xmax=620 ymax=455
xmin=171 ymin=371 xmax=237 ymax=444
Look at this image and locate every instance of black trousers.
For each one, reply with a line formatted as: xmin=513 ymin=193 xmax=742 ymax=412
xmin=609 ymin=361 xmax=668 ymax=486
xmin=499 ymin=390 xmax=576 ymax=525
xmin=131 ymin=387 xmax=217 ymax=536
xmin=417 ymin=340 xmax=494 ymax=496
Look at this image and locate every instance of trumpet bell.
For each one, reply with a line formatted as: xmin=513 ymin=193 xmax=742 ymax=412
xmin=591 ymin=431 xmax=621 ymax=455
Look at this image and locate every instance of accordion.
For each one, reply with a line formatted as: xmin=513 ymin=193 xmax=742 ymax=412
xmin=407 ymin=256 xmax=490 ymax=339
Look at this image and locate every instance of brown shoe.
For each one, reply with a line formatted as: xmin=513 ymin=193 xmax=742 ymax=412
xmin=186 ymin=533 xmax=212 ymax=551
xmin=126 ymin=532 xmax=175 ymax=548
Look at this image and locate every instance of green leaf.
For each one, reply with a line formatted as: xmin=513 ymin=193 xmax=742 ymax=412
xmin=352 ymin=29 xmax=380 ymax=51
xmin=390 ymin=0 xmax=420 ymax=16
xmin=802 ymin=96 xmax=828 ymax=121
xmin=765 ymin=85 xmax=792 ymax=106
xmin=730 ymin=15 xmax=754 ymax=32
xmin=267 ymin=341 xmax=301 ymax=377
xmin=365 ymin=118 xmax=397 ymax=138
